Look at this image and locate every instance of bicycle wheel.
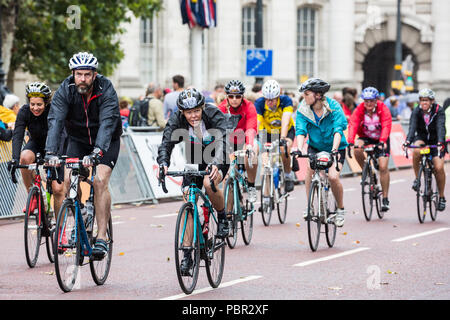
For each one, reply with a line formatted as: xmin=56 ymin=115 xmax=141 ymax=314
xmin=325 ymin=190 xmax=337 ymax=248
xmin=89 ymin=216 xmax=113 ymax=285
xmin=361 ymin=162 xmax=374 ymax=221
xmin=224 ymin=179 xmax=238 ymax=249
xmin=260 ymin=172 xmax=273 ymax=226
xmin=45 ymin=210 xmax=55 ymax=263
xmin=24 ymin=187 xmax=42 ymax=268
xmin=240 ymin=184 xmax=254 ymax=245
xmin=429 ymin=170 xmax=438 ymax=221
xmin=174 ymin=202 xmax=200 ymax=295
xmin=416 ymin=166 xmax=427 ymax=223
xmin=307 ymin=181 xmax=321 ymax=252
xmin=205 ymin=210 xmax=226 ymax=288
xmin=372 ymin=168 xmax=384 ymax=220
xmin=277 ymin=165 xmax=288 ymax=224
xmin=54 ymin=200 xmax=80 ymax=292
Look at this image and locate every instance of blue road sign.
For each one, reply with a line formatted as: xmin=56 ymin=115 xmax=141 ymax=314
xmin=246 ymin=49 xmax=273 ymax=77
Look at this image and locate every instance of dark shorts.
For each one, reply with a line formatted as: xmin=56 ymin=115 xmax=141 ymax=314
xmin=257 ymin=126 xmax=295 ymax=145
xmin=23 ymin=140 xmax=64 ymax=181
xmin=307 ymin=145 xmax=346 ymax=166
xmin=357 ymin=137 xmax=391 ymax=157
xmin=66 ymin=138 xmax=120 ymax=170
xmin=182 ymin=163 xmax=229 ymax=189
xmin=412 ymin=136 xmax=439 ymax=158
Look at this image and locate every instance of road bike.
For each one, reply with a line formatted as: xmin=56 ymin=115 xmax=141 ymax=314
xmin=53 ymin=157 xmax=113 ymax=292
xmin=405 ymin=145 xmax=440 ymax=223
xmin=224 ymin=149 xmax=255 ymax=248
xmin=348 ymin=144 xmax=385 ymax=221
xmin=260 ymin=139 xmax=289 ymax=226
xmin=292 ymin=151 xmax=339 ymax=252
xmin=159 ymin=168 xmax=225 ymax=295
xmin=10 ymin=153 xmax=56 ymax=268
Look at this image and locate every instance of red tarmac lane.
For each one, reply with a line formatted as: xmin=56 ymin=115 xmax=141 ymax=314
xmin=0 ymin=164 xmax=449 ymax=300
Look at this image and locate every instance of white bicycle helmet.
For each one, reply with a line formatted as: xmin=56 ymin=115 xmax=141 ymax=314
xmin=69 ymin=52 xmax=98 ymax=71
xmin=262 ymin=80 xmax=281 ymax=100
xmin=418 ymin=88 xmax=435 ymax=100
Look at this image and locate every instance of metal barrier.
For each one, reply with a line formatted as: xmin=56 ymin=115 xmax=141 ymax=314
xmin=0 ymin=141 xmax=28 ymax=219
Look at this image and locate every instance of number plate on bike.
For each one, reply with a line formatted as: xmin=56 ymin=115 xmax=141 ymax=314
xmin=66 ymin=158 xmax=80 ymax=169
xmin=420 ymin=148 xmax=430 ymax=155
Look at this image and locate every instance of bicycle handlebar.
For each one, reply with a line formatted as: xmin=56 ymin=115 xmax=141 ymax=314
xmin=158 ymin=167 xmax=217 ymax=194
xmin=347 ymin=143 xmax=385 ymax=159
xmin=404 ymin=144 xmax=439 ymax=159
xmin=291 ymin=150 xmax=340 ymax=172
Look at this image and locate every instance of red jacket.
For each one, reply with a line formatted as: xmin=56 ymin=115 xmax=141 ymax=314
xmin=218 ymin=98 xmax=257 ymax=146
xmin=347 ymin=100 xmax=392 ymax=144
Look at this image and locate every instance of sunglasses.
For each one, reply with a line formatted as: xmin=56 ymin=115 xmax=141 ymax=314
xmin=228 ymin=94 xmax=242 ymax=99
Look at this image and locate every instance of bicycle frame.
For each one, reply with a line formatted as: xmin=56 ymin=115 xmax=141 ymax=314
xmin=262 ymin=140 xmax=282 ymax=199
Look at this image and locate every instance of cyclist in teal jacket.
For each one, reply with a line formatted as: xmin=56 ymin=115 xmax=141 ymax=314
xmin=295 ymin=78 xmax=348 ymax=227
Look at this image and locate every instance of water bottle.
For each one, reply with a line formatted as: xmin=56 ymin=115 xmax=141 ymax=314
xmin=202 ymin=205 xmax=209 ymax=236
xmin=85 ymin=200 xmax=94 ymax=232
xmin=273 ymin=166 xmax=279 ymax=189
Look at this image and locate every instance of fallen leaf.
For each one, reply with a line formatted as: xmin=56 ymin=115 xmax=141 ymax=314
xmin=393 ymin=225 xmax=398 ymax=228
xmin=412 ymin=243 xmax=419 ymax=246
xmin=44 ymin=271 xmax=55 ymax=276
xmin=129 ymin=217 xmax=136 ymax=221
xmin=387 ymin=270 xmax=398 ymax=275
xmin=342 ymin=232 xmax=347 ymax=236
xmin=114 ymin=205 xmax=122 ymax=209
xmin=296 ymin=223 xmax=301 ymax=227
xmin=434 ymin=282 xmax=444 ymax=285
xmin=119 ymin=252 xmax=125 ymax=256
xmin=380 ymin=282 xmax=389 ymax=285
xmin=167 ymin=257 xmax=170 ymax=262
xmin=353 ymin=240 xmax=360 ymax=244
xmin=328 ymin=286 xmax=342 ymax=291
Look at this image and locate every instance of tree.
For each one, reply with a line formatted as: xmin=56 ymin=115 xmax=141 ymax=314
xmin=6 ymin=0 xmax=162 ymax=88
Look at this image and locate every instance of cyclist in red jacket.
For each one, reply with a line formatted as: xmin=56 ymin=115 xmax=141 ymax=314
xmin=347 ymin=87 xmax=392 ymax=212
xmin=218 ymin=80 xmax=258 ymax=203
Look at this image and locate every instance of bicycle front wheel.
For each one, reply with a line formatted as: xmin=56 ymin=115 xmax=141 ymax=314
xmin=361 ymin=162 xmax=374 ymax=221
xmin=240 ymin=185 xmax=254 ymax=245
xmin=261 ymin=172 xmax=273 ymax=226
xmin=174 ymin=203 xmax=200 ymax=294
xmin=372 ymin=167 xmax=384 ymax=220
xmin=325 ymin=192 xmax=337 ymax=248
xmin=277 ymin=166 xmax=288 ymax=224
xmin=89 ymin=216 xmax=113 ymax=285
xmin=429 ymin=170 xmax=438 ymax=221
xmin=307 ymin=181 xmax=321 ymax=252
xmin=54 ymin=200 xmax=80 ymax=292
xmin=224 ymin=179 xmax=238 ymax=249
xmin=24 ymin=187 xmax=42 ymax=268
xmin=416 ymin=167 xmax=427 ymax=223
xmin=205 ymin=211 xmax=225 ymax=288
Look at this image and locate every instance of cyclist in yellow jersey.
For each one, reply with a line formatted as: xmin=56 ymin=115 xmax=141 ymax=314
xmin=255 ymin=80 xmax=295 ymax=192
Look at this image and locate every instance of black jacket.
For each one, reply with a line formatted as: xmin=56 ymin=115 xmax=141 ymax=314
xmin=12 ymin=104 xmax=50 ymax=161
xmin=406 ymin=103 xmax=446 ymax=143
xmin=157 ymin=103 xmax=229 ymax=168
xmin=46 ymin=74 xmax=122 ymax=154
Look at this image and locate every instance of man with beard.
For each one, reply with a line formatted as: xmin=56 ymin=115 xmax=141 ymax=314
xmin=45 ymin=52 xmax=122 ymax=260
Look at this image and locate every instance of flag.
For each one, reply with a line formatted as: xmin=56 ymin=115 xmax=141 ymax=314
xmin=180 ymin=0 xmax=217 ymax=29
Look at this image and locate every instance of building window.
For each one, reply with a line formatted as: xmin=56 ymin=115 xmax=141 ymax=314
xmin=297 ymin=7 xmax=317 ymax=81
xmin=140 ymin=17 xmax=155 ymax=85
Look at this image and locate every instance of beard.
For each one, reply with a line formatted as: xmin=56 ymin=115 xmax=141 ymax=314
xmin=76 ymin=82 xmax=93 ymax=94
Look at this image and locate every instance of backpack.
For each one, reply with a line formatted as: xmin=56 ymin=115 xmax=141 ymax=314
xmin=129 ymin=97 xmax=152 ymax=126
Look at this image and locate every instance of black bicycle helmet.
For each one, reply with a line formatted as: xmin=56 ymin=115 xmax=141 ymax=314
xmin=25 ymin=82 xmax=52 ymax=105
xmin=299 ymin=78 xmax=330 ymax=94
xmin=176 ymin=88 xmax=205 ymax=110
xmin=225 ymin=80 xmax=245 ymax=95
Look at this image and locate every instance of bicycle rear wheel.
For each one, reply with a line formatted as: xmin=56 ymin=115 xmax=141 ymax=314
xmin=261 ymin=172 xmax=273 ymax=226
xmin=174 ymin=203 xmax=200 ymax=295
xmin=277 ymin=166 xmax=288 ymax=224
xmin=54 ymin=200 xmax=80 ymax=292
xmin=45 ymin=210 xmax=55 ymax=263
xmin=224 ymin=179 xmax=238 ymax=249
xmin=24 ymin=187 xmax=42 ymax=268
xmin=307 ymin=181 xmax=321 ymax=252
xmin=89 ymin=216 xmax=113 ymax=285
xmin=325 ymin=191 xmax=337 ymax=248
xmin=241 ymin=185 xmax=254 ymax=245
xmin=372 ymin=168 xmax=384 ymax=220
xmin=361 ymin=162 xmax=374 ymax=221
xmin=416 ymin=167 xmax=427 ymax=223
xmin=205 ymin=211 xmax=225 ymax=288
xmin=429 ymin=170 xmax=438 ymax=221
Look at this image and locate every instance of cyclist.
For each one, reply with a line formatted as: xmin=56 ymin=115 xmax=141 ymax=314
xmin=157 ymin=88 xmax=230 ymax=274
xmin=218 ymin=80 xmax=258 ymax=202
xmin=404 ymin=88 xmax=446 ymax=211
xmin=255 ymin=79 xmax=296 ymax=192
xmin=8 ymin=82 xmax=66 ymax=215
xmin=295 ymin=78 xmax=348 ymax=227
xmin=347 ymin=87 xmax=392 ymax=212
xmin=45 ymin=52 xmax=122 ymax=260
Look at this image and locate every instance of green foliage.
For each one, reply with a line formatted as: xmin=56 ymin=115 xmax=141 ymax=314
xmin=10 ymin=0 xmax=162 ymax=85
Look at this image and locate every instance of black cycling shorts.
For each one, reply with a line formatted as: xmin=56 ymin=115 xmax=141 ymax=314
xmin=357 ymin=137 xmax=391 ymax=157
xmin=412 ymin=136 xmax=439 ymax=158
xmin=23 ymin=139 xmax=64 ymax=181
xmin=181 ymin=163 xmax=229 ymax=190
xmin=66 ymin=138 xmax=120 ymax=170
xmin=258 ymin=126 xmax=295 ymax=144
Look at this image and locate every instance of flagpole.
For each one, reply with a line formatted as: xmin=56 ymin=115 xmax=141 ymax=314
xmin=191 ymin=26 xmax=203 ymax=90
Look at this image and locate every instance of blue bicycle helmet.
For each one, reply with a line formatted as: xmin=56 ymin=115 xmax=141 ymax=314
xmin=361 ymin=87 xmax=379 ymax=100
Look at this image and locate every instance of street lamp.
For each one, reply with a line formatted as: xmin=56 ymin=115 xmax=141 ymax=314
xmin=391 ymin=0 xmax=404 ymax=92
xmin=255 ymin=0 xmax=263 ymax=85
xmin=0 ymin=4 xmax=11 ymax=103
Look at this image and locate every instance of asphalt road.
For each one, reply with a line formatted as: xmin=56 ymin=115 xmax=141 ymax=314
xmin=0 ymin=164 xmax=449 ymax=301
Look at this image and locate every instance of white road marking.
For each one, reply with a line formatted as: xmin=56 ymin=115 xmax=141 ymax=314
xmin=344 ymin=188 xmax=356 ymax=192
xmin=391 ymin=228 xmax=450 ymax=242
xmin=390 ymin=179 xmax=406 ymax=184
xmin=112 ymin=221 xmax=124 ymax=225
xmin=159 ymin=275 xmax=263 ymax=300
xmin=154 ymin=213 xmax=178 ymax=218
xmin=293 ymin=247 xmax=371 ymax=267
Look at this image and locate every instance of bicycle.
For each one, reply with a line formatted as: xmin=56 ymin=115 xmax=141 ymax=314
xmin=259 ymin=139 xmax=289 ymax=226
xmin=224 ymin=149 xmax=255 ymax=249
xmin=9 ymin=153 xmax=56 ymax=268
xmin=348 ymin=144 xmax=385 ymax=221
xmin=292 ymin=150 xmax=339 ymax=252
xmin=53 ymin=157 xmax=113 ymax=292
xmin=159 ymin=168 xmax=226 ymax=295
xmin=405 ymin=144 xmax=440 ymax=223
